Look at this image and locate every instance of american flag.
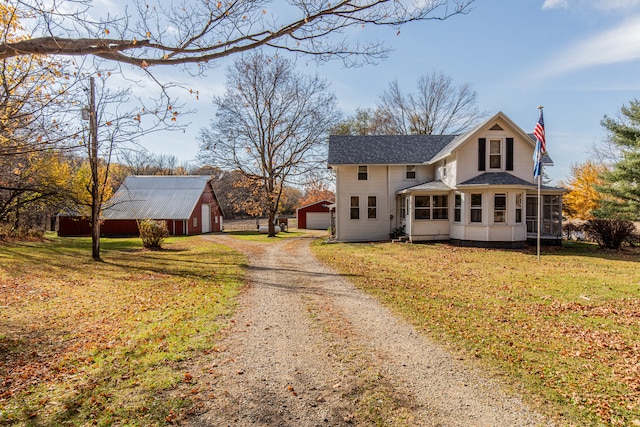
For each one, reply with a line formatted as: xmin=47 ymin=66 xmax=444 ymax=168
xmin=533 ymin=108 xmax=545 ymax=178
xmin=533 ymin=109 xmax=546 ymax=153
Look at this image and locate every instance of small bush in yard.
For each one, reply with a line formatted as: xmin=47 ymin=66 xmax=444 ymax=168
xmin=139 ymin=219 xmax=169 ymax=249
xmin=584 ymin=219 xmax=636 ymax=249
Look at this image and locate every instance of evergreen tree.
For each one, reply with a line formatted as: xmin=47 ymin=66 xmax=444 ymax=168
xmin=596 ymin=99 xmax=640 ymax=220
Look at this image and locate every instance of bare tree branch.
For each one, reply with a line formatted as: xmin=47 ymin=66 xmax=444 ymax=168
xmin=2 ymin=0 xmax=475 ymax=67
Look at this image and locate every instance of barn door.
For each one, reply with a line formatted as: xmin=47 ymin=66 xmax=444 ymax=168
xmin=201 ymin=204 xmax=211 ymax=233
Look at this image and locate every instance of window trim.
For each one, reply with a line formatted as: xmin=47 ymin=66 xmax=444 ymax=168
xmin=367 ymin=196 xmax=377 ymax=219
xmin=350 ymin=196 xmax=360 ymax=220
xmin=489 ymin=138 xmax=503 ymax=170
xmin=357 ymin=165 xmax=368 ymax=180
xmin=406 ymin=165 xmax=416 ymax=180
xmin=494 ymin=193 xmax=506 ymax=223
xmin=414 ymin=194 xmax=448 ymax=221
xmin=470 ymin=193 xmax=482 ymax=223
xmin=414 ymin=195 xmax=431 ymax=220
xmin=454 ymin=194 xmax=462 ymax=223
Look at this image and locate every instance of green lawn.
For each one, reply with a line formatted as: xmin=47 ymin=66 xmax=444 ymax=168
xmin=312 ymin=241 xmax=640 ymax=427
xmin=0 ymin=235 xmax=245 ymax=426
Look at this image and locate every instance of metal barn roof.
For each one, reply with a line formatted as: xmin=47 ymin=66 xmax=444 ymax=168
xmin=103 ymin=175 xmax=211 ymax=220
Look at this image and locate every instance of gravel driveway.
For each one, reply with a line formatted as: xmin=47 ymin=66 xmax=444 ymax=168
xmin=188 ymin=233 xmax=554 ymax=426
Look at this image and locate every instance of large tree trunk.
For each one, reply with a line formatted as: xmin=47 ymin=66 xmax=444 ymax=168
xmin=267 ymin=210 xmax=276 ymax=238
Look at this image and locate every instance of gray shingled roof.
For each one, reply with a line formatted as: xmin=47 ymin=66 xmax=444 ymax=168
xmin=458 ymin=172 xmax=535 ymax=187
xmin=397 ymin=180 xmax=450 ymax=194
xmin=103 ymin=175 xmax=211 ymax=220
xmin=328 ymin=134 xmax=456 ymax=165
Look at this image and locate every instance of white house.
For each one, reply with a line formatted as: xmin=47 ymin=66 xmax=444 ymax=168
xmin=327 ymin=112 xmax=564 ymax=248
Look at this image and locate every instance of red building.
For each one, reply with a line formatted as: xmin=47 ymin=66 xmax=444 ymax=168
xmin=296 ymin=200 xmax=333 ymax=230
xmin=59 ymin=175 xmax=224 ymax=237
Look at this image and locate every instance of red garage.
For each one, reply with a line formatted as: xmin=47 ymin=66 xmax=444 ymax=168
xmin=296 ymin=200 xmax=333 ymax=230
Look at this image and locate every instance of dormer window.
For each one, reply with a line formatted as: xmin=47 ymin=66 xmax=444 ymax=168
xmin=406 ymin=165 xmax=416 ymax=179
xmin=489 ymin=139 xmax=502 ymax=169
xmin=358 ymin=165 xmax=368 ymax=180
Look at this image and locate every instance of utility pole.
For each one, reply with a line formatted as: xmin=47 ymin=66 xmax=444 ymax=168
xmin=88 ymin=76 xmax=101 ymax=260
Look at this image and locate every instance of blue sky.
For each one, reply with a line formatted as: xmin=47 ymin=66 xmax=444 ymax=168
xmin=135 ymin=0 xmax=640 ymax=184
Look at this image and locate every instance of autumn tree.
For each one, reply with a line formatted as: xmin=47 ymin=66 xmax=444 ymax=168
xmin=199 ymin=52 xmax=340 ymax=236
xmin=299 ymin=180 xmax=335 ymax=207
xmin=0 ymin=3 xmax=82 ymax=232
xmin=595 ymin=99 xmax=640 ymax=220
xmin=561 ymin=161 xmax=607 ymax=220
xmin=1 ymin=0 xmax=474 ymax=68
xmin=375 ymin=71 xmax=485 ymax=135
xmin=279 ymin=186 xmax=303 ymax=215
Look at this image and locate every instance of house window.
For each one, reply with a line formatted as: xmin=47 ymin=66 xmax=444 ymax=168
xmin=443 ymin=159 xmax=447 ymax=179
xmin=368 ymin=196 xmax=377 ymax=219
xmin=515 ymin=193 xmax=522 ymax=223
xmin=358 ymin=165 xmax=368 ymax=180
xmin=494 ymin=194 xmax=506 ymax=223
xmin=350 ymin=196 xmax=360 ymax=219
xmin=470 ymin=193 xmax=482 ymax=223
xmin=489 ymin=139 xmax=502 ymax=169
xmin=406 ymin=165 xmax=416 ymax=179
xmin=415 ymin=196 xmax=430 ymax=220
xmin=454 ymin=194 xmax=462 ymax=222
xmin=414 ymin=195 xmax=448 ymax=220
xmin=193 ymin=217 xmax=198 ymax=227
xmin=401 ymin=196 xmax=406 ymax=219
xmin=433 ymin=195 xmax=448 ymax=220
xmin=526 ymin=195 xmax=561 ymax=234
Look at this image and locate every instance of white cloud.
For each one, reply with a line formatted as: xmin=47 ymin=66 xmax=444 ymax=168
xmin=594 ymin=0 xmax=640 ymax=11
xmin=541 ymin=15 xmax=640 ymax=76
xmin=543 ymin=0 xmax=640 ymax=11
xmin=542 ymin=0 xmax=570 ymax=10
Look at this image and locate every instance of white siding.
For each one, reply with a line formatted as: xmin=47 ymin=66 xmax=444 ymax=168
xmin=335 ymin=165 xmax=390 ymax=241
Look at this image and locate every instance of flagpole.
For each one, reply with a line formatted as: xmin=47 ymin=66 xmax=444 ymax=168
xmin=537 ymin=168 xmax=541 ymax=261
xmin=536 ymin=105 xmax=543 ymax=261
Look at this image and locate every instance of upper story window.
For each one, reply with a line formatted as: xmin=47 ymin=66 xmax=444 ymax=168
xmin=443 ymin=159 xmax=447 ymax=179
xmin=406 ymin=165 xmax=416 ymax=180
xmin=358 ymin=165 xmax=368 ymax=180
xmin=489 ymin=139 xmax=502 ymax=169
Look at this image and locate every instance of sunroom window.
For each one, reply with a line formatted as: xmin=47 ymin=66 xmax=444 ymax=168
xmin=494 ymin=194 xmax=506 ymax=223
xmin=471 ymin=193 xmax=482 ymax=223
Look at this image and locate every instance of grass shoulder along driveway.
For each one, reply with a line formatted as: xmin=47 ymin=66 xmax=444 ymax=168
xmin=0 ymin=235 xmax=245 ymax=426
xmin=312 ymin=240 xmax=640 ymax=427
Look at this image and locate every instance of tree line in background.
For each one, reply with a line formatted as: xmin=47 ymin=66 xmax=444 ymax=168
xmin=561 ymin=99 xmax=640 ymax=249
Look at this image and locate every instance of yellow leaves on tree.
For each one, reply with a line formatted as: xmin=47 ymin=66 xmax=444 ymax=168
xmin=69 ymin=161 xmax=115 ymax=215
xmin=562 ymin=160 xmax=607 ymax=220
